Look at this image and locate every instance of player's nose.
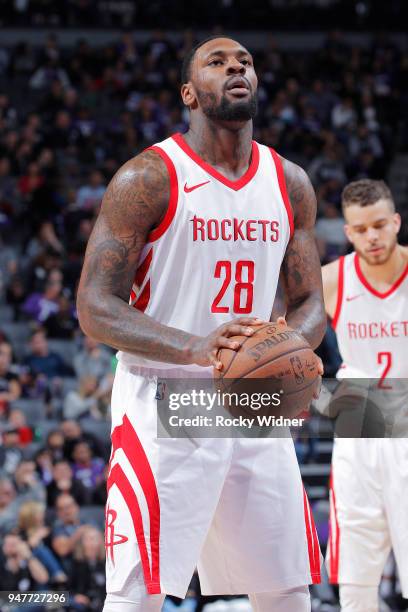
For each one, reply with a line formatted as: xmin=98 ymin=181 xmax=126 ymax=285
xmin=367 ymin=227 xmax=379 ymax=241
xmin=226 ymin=58 xmax=245 ymax=74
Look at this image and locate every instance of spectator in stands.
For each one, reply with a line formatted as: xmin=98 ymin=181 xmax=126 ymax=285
xmin=315 ymin=202 xmax=348 ymax=263
xmin=0 ymin=477 xmax=18 ymax=535
xmin=71 ymin=440 xmax=105 ymax=491
xmin=47 ymin=459 xmax=90 ymax=507
xmin=22 ymin=272 xmax=63 ymax=324
xmin=0 ymin=533 xmax=49 ymax=591
xmin=45 ymin=430 xmax=65 ymax=462
xmin=60 ymin=419 xmax=107 ymax=461
xmin=44 ymin=294 xmax=77 ymax=339
xmin=23 ymin=328 xmax=73 ymax=379
xmin=69 ymin=525 xmax=106 ymax=610
xmin=6 ymin=274 xmax=26 ymax=321
xmin=14 ymin=460 xmax=46 ymax=503
xmin=8 ymin=408 xmax=33 ymax=446
xmin=0 ymin=472 xmax=44 ymax=537
xmin=35 ymin=448 xmax=54 ymax=486
xmin=76 ymin=169 xmax=106 ymax=212
xmin=51 ymin=493 xmax=88 ymax=574
xmin=63 ymin=374 xmax=99 ymax=420
xmin=73 ymin=335 xmax=112 ymax=381
xmin=17 ymin=500 xmax=67 ymax=585
xmin=92 ymin=464 xmax=108 ymax=506
xmin=0 ymin=426 xmax=24 ymax=475
xmin=25 ymin=222 xmax=64 ymax=262
xmin=0 ymin=340 xmax=21 ymax=416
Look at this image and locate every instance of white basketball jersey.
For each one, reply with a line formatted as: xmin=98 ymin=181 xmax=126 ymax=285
xmin=117 ymin=133 xmax=293 ymax=371
xmin=333 ymin=252 xmax=408 ymax=380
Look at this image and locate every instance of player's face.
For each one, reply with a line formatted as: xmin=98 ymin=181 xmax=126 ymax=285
xmin=344 ymin=199 xmax=401 ymax=265
xmin=187 ymin=38 xmax=258 ymax=122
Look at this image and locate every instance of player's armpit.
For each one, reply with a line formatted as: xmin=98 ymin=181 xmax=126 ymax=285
xmin=280 ymin=159 xmax=326 ymax=350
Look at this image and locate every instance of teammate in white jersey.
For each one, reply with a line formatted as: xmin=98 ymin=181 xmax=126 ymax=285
xmin=77 ymin=36 xmax=326 ymax=612
xmin=322 ymin=179 xmax=408 ymax=611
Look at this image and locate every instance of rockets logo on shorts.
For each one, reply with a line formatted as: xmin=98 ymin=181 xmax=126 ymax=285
xmin=105 ymin=506 xmax=128 ymax=564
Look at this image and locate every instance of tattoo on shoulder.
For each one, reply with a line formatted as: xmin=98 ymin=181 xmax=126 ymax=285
xmin=79 ymin=149 xmax=170 ymax=301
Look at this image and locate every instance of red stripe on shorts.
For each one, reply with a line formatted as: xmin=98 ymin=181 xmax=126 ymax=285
xmin=109 ymin=416 xmax=161 ymax=593
xmin=303 ymin=487 xmax=321 ymax=583
xmin=328 ymin=472 xmax=340 ymax=583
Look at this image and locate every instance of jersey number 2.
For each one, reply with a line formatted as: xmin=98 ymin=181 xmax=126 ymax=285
xmin=211 ymin=260 xmax=254 ymax=314
xmin=378 ymin=351 xmax=392 ymax=389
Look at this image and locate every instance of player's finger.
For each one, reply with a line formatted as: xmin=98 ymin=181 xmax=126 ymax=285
xmin=215 ymin=336 xmax=241 ymax=351
xmin=233 ymin=317 xmax=265 ymax=326
xmin=316 ymin=357 xmax=324 ymax=376
xmin=224 ymin=324 xmax=256 ymax=337
xmin=276 ymin=316 xmax=287 ymax=325
xmin=313 ymin=375 xmax=322 ymax=399
xmin=211 ymin=354 xmax=223 ymax=370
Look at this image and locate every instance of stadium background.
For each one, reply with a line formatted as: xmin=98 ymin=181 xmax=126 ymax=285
xmin=0 ymin=0 xmax=407 ymax=609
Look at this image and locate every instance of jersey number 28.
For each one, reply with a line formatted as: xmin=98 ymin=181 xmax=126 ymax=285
xmin=211 ymin=260 xmax=254 ymax=314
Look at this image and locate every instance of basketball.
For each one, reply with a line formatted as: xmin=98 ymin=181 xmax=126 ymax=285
xmin=214 ymin=322 xmax=320 ymax=418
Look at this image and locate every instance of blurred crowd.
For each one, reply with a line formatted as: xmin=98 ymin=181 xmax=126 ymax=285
xmin=0 ymin=27 xmax=407 ymax=610
xmin=1 ymin=0 xmax=407 ymax=29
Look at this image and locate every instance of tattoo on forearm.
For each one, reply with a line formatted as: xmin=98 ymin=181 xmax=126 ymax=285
xmin=278 ymin=158 xmax=326 ymax=348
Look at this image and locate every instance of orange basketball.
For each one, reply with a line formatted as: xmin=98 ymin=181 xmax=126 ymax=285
xmin=214 ymin=322 xmax=320 ymax=418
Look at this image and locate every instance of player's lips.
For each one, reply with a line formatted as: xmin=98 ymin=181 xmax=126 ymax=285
xmin=225 ymin=77 xmax=251 ymax=97
xmin=367 ymin=246 xmax=384 ymax=254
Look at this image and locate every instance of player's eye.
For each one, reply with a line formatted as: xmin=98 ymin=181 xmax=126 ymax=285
xmin=209 ymin=59 xmax=223 ymax=66
xmin=241 ymin=59 xmax=251 ymax=65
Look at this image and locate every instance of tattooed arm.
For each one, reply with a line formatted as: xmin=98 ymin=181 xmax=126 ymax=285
xmin=77 ymin=150 xmax=259 ymax=369
xmin=278 ymin=158 xmax=327 ymax=349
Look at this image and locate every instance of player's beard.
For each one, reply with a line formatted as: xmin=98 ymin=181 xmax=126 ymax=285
xmin=359 ymin=234 xmax=398 ymax=265
xmin=197 ymin=89 xmax=258 ymax=122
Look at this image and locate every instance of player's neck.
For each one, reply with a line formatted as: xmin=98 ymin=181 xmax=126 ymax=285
xmin=183 ymin=121 xmax=253 ymax=180
xmin=358 ymin=244 xmax=407 ymax=288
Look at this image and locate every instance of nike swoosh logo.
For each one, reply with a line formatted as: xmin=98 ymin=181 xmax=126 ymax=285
xmin=346 ymin=294 xmax=364 ymax=301
xmin=184 ymin=180 xmax=210 ymax=193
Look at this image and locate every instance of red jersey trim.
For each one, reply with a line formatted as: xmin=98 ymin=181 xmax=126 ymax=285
xmin=135 ymin=248 xmax=153 ymax=287
xmin=355 ymin=253 xmax=408 ymax=299
xmin=147 ymin=145 xmax=178 ymax=242
xmin=134 ymin=279 xmax=151 ymax=312
xmin=328 ymin=471 xmax=340 ymax=584
xmin=171 ymin=132 xmax=259 ymax=191
xmin=331 ymin=256 xmax=345 ymax=330
xmin=269 ymin=148 xmax=294 ymax=239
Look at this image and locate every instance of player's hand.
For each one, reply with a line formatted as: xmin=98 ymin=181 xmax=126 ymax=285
xmin=276 ymin=316 xmax=323 ymax=400
xmin=189 ymin=317 xmax=266 ymax=370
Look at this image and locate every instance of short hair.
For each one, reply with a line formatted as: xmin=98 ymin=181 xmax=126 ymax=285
xmin=181 ymin=35 xmax=238 ymax=84
xmin=341 ymin=179 xmax=394 ymax=213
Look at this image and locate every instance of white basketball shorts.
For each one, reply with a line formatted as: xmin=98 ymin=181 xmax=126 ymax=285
xmin=327 ymin=438 xmax=408 ymax=597
xmin=105 ymin=363 xmax=321 ymax=599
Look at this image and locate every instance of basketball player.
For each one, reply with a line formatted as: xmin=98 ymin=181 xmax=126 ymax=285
xmin=322 ymin=179 xmax=408 ymax=611
xmin=77 ymin=36 xmax=326 ymax=612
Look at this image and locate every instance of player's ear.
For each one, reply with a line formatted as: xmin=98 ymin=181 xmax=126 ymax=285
xmin=181 ymin=83 xmax=198 ymax=110
xmin=344 ymin=224 xmax=354 ymax=244
xmin=393 ymin=212 xmax=401 ymax=233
